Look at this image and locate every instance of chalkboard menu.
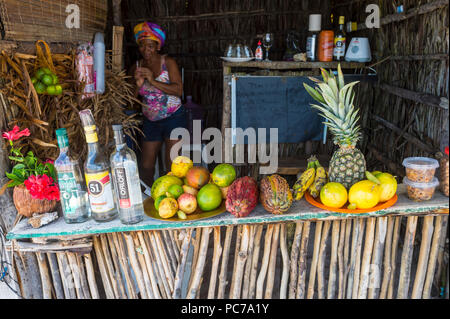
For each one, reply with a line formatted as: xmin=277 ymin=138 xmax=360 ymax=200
xmin=232 ymin=76 xmax=325 ymax=144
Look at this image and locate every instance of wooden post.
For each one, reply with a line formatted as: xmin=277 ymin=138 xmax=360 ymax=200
xmin=46 ymin=253 xmax=64 ymax=299
xmin=173 ymin=229 xmax=193 ymax=299
xmin=279 ymin=223 xmax=290 ymax=299
xmin=123 ymin=233 xmax=149 ymax=299
xmin=388 ymin=217 xmax=402 ymax=299
xmin=397 ymin=216 xmax=418 ymax=299
xmin=248 ymin=225 xmax=264 ymax=299
xmin=368 ymin=217 xmax=387 ymax=299
xmin=230 ymin=225 xmax=250 ymax=299
xmin=358 ymin=218 xmax=376 ymax=299
xmin=288 ymin=222 xmax=303 ymax=299
xmin=327 ymin=220 xmax=340 ymax=299
xmin=307 ymin=221 xmax=323 ymax=299
xmin=256 ymin=224 xmax=274 ymax=299
xmin=208 ymin=227 xmax=223 ymax=298
xmin=218 ymin=226 xmax=234 ymax=298
xmin=297 ymin=221 xmax=311 ymax=299
xmin=317 ymin=221 xmax=331 ymax=299
xmin=36 ymin=252 xmax=53 ymax=299
xmin=265 ymin=224 xmax=280 ymax=299
xmin=423 ymin=216 xmax=445 ymax=298
xmin=242 ymin=225 xmax=256 ymax=298
xmin=112 ymin=26 xmax=124 ymax=72
xmin=187 ymin=227 xmax=211 ymax=299
xmin=380 ymin=217 xmax=395 ymax=298
xmin=411 ymin=216 xmax=434 ymax=298
xmin=83 ymin=253 xmax=100 ymax=299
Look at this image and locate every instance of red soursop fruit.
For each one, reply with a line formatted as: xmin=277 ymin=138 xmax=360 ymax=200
xmin=225 ymin=176 xmax=259 ymax=218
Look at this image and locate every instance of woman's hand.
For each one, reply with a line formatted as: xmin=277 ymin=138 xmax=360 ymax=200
xmin=134 ymin=68 xmax=145 ymax=88
xmin=137 ymin=67 xmax=155 ymax=84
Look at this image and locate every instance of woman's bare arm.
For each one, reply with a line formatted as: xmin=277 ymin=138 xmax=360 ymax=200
xmin=144 ymin=57 xmax=183 ymax=97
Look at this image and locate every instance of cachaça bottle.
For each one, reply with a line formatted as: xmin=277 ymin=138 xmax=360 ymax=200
xmin=110 ymin=124 xmax=144 ymax=224
xmin=55 ymin=128 xmax=91 ymax=223
xmin=333 ymin=16 xmax=347 ymax=61
xmin=79 ymin=109 xmax=117 ymax=222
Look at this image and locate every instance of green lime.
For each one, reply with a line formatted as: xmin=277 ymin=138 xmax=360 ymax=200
xmin=51 ymin=74 xmax=58 ymax=85
xmin=46 ymin=85 xmax=57 ymax=95
xmin=42 ymin=67 xmax=53 ymax=75
xmin=35 ymin=69 xmax=45 ymax=80
xmin=31 ymin=77 xmax=37 ymax=84
xmin=168 ymin=184 xmax=184 ymax=199
xmin=154 ymin=195 xmax=167 ymax=211
xmin=41 ymin=74 xmax=53 ymax=86
xmin=55 ymin=84 xmax=63 ymax=95
xmin=34 ymin=81 xmax=46 ymax=94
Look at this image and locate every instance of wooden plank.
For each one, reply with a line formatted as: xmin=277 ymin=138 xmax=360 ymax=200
xmin=223 ymin=61 xmax=365 ymax=70
xmin=378 ymin=83 xmax=448 ymax=110
xmin=6 ymin=187 xmax=448 ymax=241
xmin=397 ymin=216 xmax=419 ymax=299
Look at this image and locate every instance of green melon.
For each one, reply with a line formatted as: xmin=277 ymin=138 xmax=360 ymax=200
xmin=197 ymin=184 xmax=222 ymax=212
xmin=151 ymin=175 xmax=183 ymax=200
xmin=211 ymin=164 xmax=236 ymax=187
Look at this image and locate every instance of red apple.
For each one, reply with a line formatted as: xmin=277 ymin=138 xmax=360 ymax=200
xmin=177 ymin=193 xmax=197 ymax=214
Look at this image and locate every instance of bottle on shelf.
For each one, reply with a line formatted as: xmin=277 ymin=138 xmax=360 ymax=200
xmin=333 ymin=16 xmax=347 ymax=61
xmin=54 ymin=128 xmax=91 ymax=223
xmin=255 ymin=40 xmax=263 ymax=61
xmin=79 ymin=109 xmax=117 ymax=222
xmin=306 ymin=14 xmax=321 ymax=62
xmin=110 ymin=124 xmax=144 ymax=225
xmin=318 ymin=30 xmax=334 ymax=62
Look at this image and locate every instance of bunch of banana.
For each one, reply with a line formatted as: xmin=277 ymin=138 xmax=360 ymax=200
xmin=293 ymin=156 xmax=316 ymax=200
xmin=309 ymin=159 xmax=328 ymax=198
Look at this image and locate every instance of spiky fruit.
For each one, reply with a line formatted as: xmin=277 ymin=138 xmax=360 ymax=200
xmin=226 ymin=176 xmax=258 ymax=218
xmin=304 ymin=64 xmax=366 ymax=190
xmin=260 ymin=174 xmax=293 ymax=215
xmin=329 ymin=147 xmax=366 ymax=189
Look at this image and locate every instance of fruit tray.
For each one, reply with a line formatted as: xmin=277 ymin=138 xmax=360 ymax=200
xmin=143 ymin=197 xmax=227 ymax=222
xmin=305 ymin=192 xmax=398 ymax=214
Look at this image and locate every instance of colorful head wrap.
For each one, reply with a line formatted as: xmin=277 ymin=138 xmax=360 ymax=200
xmin=134 ymin=22 xmax=166 ymax=47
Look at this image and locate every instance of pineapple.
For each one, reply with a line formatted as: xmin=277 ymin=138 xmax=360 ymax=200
xmin=304 ymin=64 xmax=366 ymax=189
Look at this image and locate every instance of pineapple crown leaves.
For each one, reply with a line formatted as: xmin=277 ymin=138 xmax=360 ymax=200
xmin=303 ymin=64 xmax=361 ymax=147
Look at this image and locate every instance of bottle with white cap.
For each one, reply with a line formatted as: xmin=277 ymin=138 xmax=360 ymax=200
xmin=306 ymin=14 xmax=322 ymax=62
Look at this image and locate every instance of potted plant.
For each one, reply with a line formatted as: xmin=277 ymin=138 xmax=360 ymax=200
xmin=2 ymin=125 xmax=60 ymax=217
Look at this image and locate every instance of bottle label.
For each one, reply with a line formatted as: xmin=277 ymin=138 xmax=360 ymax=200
xmin=255 ymin=47 xmax=263 ymax=60
xmin=114 ymin=167 xmax=131 ymax=208
xmin=84 ymin=125 xmax=99 ymax=143
xmin=334 ymin=37 xmax=346 ymax=58
xmin=85 ymin=171 xmax=115 ymax=213
xmin=58 ymin=172 xmax=79 ymax=215
xmin=306 ymin=36 xmax=316 ymax=59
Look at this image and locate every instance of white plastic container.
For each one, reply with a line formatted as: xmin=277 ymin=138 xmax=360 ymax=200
xmin=403 ymin=176 xmax=439 ymax=202
xmin=402 ymin=157 xmax=439 ymax=183
xmin=93 ymin=32 xmax=105 ymax=94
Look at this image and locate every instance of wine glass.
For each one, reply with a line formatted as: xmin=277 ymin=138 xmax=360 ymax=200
xmin=262 ymin=33 xmax=273 ymax=61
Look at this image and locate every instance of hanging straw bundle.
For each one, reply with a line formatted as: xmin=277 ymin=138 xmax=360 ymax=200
xmin=0 ymin=41 xmax=142 ymax=162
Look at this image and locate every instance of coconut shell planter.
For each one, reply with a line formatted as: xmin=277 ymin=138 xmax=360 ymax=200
xmin=13 ymin=185 xmax=58 ymax=218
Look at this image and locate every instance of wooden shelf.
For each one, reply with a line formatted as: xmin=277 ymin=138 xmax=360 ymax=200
xmin=223 ymin=61 xmax=366 ymax=70
xmin=6 ymin=185 xmax=448 ymax=240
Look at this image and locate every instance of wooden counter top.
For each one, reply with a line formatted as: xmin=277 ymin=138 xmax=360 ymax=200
xmin=6 ymin=185 xmax=448 ymax=240
xmin=222 ymin=61 xmax=366 ymax=70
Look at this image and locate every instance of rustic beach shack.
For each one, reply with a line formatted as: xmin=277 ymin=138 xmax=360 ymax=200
xmin=0 ymin=0 xmax=448 ymax=299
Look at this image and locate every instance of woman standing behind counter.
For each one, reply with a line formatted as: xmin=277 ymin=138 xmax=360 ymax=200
xmin=130 ymin=22 xmax=186 ymax=188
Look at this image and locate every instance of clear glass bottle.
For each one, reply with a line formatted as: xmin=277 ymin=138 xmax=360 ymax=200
xmin=79 ymin=109 xmax=117 ymax=222
xmin=110 ymin=124 xmax=144 ymax=224
xmin=54 ymin=128 xmax=91 ymax=223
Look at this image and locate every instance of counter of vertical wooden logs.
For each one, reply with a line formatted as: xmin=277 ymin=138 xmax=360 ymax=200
xmin=5 ymin=185 xmax=449 ymax=299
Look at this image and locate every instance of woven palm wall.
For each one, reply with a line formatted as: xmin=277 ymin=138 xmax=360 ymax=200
xmin=333 ymin=0 xmax=449 ymax=173
xmin=121 ymin=0 xmax=332 ymax=130
xmin=0 ymin=0 xmax=107 ymax=43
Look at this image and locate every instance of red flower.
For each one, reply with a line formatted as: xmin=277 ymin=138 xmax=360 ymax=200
xmin=44 ymin=159 xmax=55 ymax=165
xmin=2 ymin=125 xmax=30 ymax=142
xmin=24 ymin=175 xmax=60 ymax=201
xmin=445 ymin=147 xmax=449 ymax=156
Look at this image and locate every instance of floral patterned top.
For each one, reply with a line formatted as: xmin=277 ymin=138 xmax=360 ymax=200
xmin=138 ymin=56 xmax=182 ymax=121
